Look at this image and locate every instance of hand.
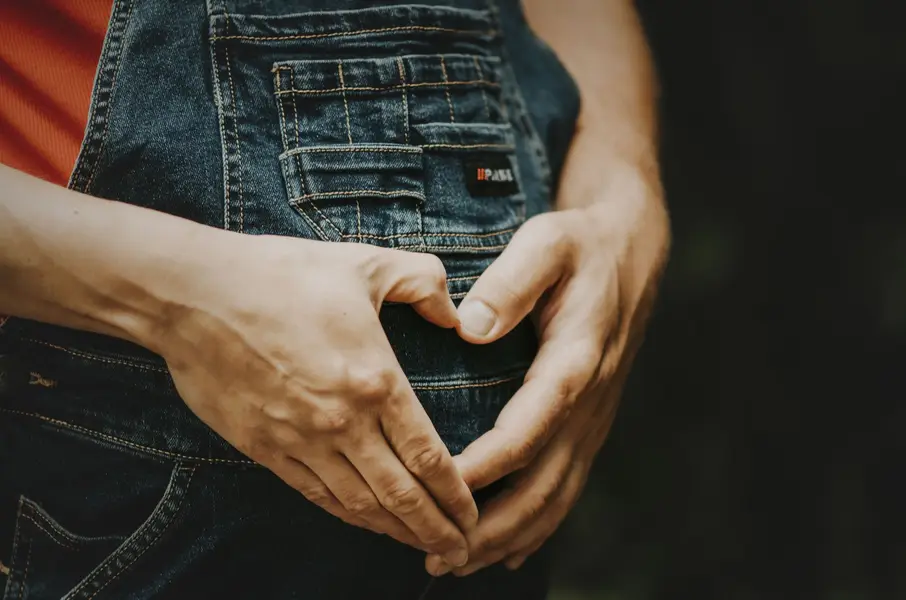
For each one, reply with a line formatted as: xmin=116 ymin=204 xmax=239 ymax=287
xmin=425 ymin=172 xmax=669 ymax=575
xmin=151 ymin=231 xmax=477 ymax=567
xmin=425 ymin=358 xmax=629 ymax=576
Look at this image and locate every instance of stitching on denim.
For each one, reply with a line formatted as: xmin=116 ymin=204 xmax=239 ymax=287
xmin=445 ymin=274 xmax=480 ymax=282
xmin=82 ymin=0 xmax=135 ymax=195
xmin=283 ymin=145 xmax=421 ymax=156
xmin=8 ymin=497 xmax=24 ymax=599
xmin=291 ymin=190 xmax=427 ymax=202
xmin=296 ymin=206 xmax=329 ymax=240
xmin=68 ymin=0 xmax=119 ymax=189
xmin=21 ymin=502 xmax=84 ymax=549
xmin=310 ymin=201 xmax=344 ymax=237
xmin=224 ymin=44 xmax=245 ymax=232
xmin=209 ymin=15 xmax=231 ymax=228
xmin=18 ymin=540 xmax=30 ymax=600
xmin=397 ymin=57 xmax=410 ymax=144
xmin=274 ymin=79 xmax=500 ymax=96
xmin=22 ymin=514 xmax=79 ymax=551
xmin=439 ymin=56 xmax=455 ymax=122
xmin=80 ymin=466 xmax=196 ymax=599
xmin=337 ymin=62 xmax=354 ymax=144
xmin=420 ymin=143 xmax=513 ymax=150
xmin=291 ymin=153 xmax=341 ymax=240
xmin=0 ymin=408 xmax=256 ymax=465
xmin=355 ymin=200 xmax=363 ymax=242
xmin=337 ymin=61 xmax=362 ymax=241
xmin=488 ymin=0 xmax=550 ymax=193
xmin=209 ymin=25 xmax=497 ymax=42
xmin=418 ymin=201 xmax=428 ymax=251
xmin=274 ymin=70 xmax=288 ymax=151
xmin=290 ymin=69 xmax=300 ymax=147
xmin=339 ymin=226 xmax=515 ymax=241
xmin=21 ymin=338 xmax=168 ymax=373
xmin=424 ymin=242 xmax=510 ymax=251
xmin=411 ymin=375 xmax=519 ymax=391
xmin=473 ymin=56 xmax=492 ymax=120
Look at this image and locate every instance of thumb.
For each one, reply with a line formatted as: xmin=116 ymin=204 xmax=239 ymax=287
xmin=457 ymin=216 xmax=570 ymax=344
xmin=367 ymin=248 xmax=459 ymax=329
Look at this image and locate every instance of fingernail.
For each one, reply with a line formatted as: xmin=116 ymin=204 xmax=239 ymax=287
xmin=458 ymin=300 xmax=496 ymax=337
xmin=444 ymin=546 xmax=469 ymax=568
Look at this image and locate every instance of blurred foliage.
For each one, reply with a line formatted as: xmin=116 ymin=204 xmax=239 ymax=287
xmin=547 ymin=1 xmax=906 ymax=599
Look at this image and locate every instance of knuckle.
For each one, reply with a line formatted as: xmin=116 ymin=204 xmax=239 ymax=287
xmin=260 ymin=400 xmax=296 ymax=424
xmin=552 ymin=373 xmax=585 ymax=411
xmin=340 ymin=364 xmax=397 ymax=403
xmin=297 ymin=483 xmax=333 ymax=507
xmin=522 ymin=493 xmax=549 ymax=521
xmin=481 ymin=532 xmax=510 ymax=553
xmin=344 ymin=494 xmax=380 ymax=516
xmin=403 ymin=444 xmax=447 ymax=479
xmin=421 ymin=528 xmax=457 ymax=551
xmin=524 ymin=215 xmax=572 ymax=256
xmin=351 ymin=244 xmax=386 ymax=281
xmin=503 ymin=439 xmax=536 ymax=471
xmin=381 ymin=483 xmax=424 ymax=516
xmin=420 ymin=255 xmax=448 ymax=290
xmin=310 ymin=404 xmax=354 ymax=435
xmin=271 ymin=423 xmax=303 ymax=449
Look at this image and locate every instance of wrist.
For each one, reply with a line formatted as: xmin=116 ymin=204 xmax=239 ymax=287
xmin=107 ymin=222 xmax=236 ymax=355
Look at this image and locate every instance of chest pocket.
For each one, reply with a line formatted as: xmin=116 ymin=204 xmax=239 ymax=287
xmin=209 ymin=3 xmax=526 ymax=254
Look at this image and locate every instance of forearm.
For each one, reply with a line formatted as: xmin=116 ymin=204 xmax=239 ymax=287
xmin=524 ymin=0 xmax=661 ymax=213
xmin=0 ymin=164 xmax=220 ymax=350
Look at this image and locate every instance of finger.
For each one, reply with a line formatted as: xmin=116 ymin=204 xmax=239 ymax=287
xmin=381 ymin=387 xmax=480 ymax=533
xmin=306 ymin=452 xmax=429 ymax=551
xmin=504 ymin=554 xmax=530 ymax=570
xmin=270 ymin=454 xmax=369 ymax=528
xmin=429 ymin=444 xmax=574 ymax=576
xmin=456 ymin=215 xmax=571 ymax=343
xmin=453 ymin=335 xmax=601 ymax=491
xmin=363 ymin=247 xmax=459 ymax=328
xmin=501 ymin=467 xmax=588 ymax=572
xmin=346 ymin=429 xmax=470 ymax=567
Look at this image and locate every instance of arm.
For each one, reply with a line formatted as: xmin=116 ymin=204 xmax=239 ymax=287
xmin=426 ymin=0 xmax=670 ymax=575
xmin=0 ymin=164 xmax=479 ymax=567
xmin=0 ymin=164 xmax=209 ymax=346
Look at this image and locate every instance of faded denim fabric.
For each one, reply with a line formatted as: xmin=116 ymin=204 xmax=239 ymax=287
xmin=0 ymin=1 xmax=579 ymax=598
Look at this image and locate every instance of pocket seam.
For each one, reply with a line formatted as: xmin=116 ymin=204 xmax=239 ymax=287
xmin=210 ymin=24 xmax=496 ymax=43
xmin=274 ymin=78 xmax=501 ymax=97
xmin=0 ymin=408 xmax=256 ymax=466
xmin=63 ymin=464 xmax=196 ymax=600
xmin=290 ymin=189 xmax=428 ymax=203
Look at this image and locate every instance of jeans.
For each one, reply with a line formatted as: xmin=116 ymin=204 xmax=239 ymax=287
xmin=0 ymin=1 xmax=579 ymax=597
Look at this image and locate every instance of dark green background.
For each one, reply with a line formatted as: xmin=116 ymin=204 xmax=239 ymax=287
xmin=548 ymin=1 xmax=906 ymax=598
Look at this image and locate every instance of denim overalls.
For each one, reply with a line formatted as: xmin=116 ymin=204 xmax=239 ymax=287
xmin=0 ymin=1 xmax=579 ymax=597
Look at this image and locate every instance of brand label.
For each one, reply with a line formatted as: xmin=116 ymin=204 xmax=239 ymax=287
xmin=463 ymin=155 xmax=520 ymax=197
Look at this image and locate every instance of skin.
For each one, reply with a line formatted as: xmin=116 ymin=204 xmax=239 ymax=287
xmin=0 ymin=0 xmax=668 ymax=578
xmin=425 ymin=0 xmax=670 ymax=576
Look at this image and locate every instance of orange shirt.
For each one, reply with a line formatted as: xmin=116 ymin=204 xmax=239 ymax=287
xmin=0 ymin=0 xmax=113 ymax=186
